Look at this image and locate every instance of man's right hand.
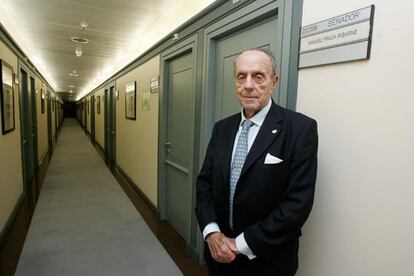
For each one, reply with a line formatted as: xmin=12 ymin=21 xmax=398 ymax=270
xmin=206 ymin=232 xmax=236 ymax=263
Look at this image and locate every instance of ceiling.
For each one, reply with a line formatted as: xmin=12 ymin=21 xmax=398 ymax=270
xmin=1 ymin=0 xmax=216 ymax=101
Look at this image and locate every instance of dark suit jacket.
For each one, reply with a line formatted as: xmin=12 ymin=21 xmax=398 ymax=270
xmin=195 ymin=102 xmax=318 ymax=275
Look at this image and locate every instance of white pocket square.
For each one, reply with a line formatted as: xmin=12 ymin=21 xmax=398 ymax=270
xmin=264 ymin=153 xmax=283 ymax=164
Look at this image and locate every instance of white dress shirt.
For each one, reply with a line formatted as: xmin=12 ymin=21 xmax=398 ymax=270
xmin=203 ymin=99 xmax=272 ymax=260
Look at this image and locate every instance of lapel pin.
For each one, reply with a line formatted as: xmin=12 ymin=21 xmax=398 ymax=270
xmin=272 ymin=129 xmax=277 ymax=134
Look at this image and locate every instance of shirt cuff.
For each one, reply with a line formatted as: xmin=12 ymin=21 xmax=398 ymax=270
xmin=235 ymin=233 xmax=256 ymax=260
xmin=202 ymin=222 xmax=221 ymax=240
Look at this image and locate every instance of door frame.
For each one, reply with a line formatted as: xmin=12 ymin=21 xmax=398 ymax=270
xmin=104 ymin=82 xmax=116 ymax=167
xmin=91 ymin=94 xmax=96 ymax=143
xmin=29 ymin=75 xmax=39 ymax=201
xmin=54 ymin=96 xmax=57 ymax=141
xmin=84 ymin=98 xmax=87 ymax=133
xmin=18 ymin=64 xmax=38 ymax=215
xmin=158 ymin=34 xmax=198 ymax=244
xmin=47 ymin=89 xmax=53 ymax=159
xmin=197 ymin=0 xmax=303 ymax=260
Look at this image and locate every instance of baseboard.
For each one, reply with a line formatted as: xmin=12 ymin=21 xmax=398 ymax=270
xmin=0 ymin=193 xmax=29 ymax=276
xmin=115 ymin=165 xmax=159 ymax=217
xmin=37 ymin=149 xmax=51 ymax=192
xmin=186 ymin=243 xmax=201 ymax=262
xmin=95 ymin=142 xmax=105 ymax=161
xmin=0 ymin=194 xmax=25 ymax=247
xmin=38 ymin=148 xmax=49 ymax=167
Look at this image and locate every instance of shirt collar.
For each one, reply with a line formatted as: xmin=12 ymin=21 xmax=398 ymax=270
xmin=240 ymin=99 xmax=272 ymax=127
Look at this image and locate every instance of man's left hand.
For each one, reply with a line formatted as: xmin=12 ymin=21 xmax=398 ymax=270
xmin=225 ymin=238 xmax=240 ymax=255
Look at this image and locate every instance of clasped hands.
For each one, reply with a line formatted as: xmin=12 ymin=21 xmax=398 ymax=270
xmin=206 ymin=232 xmax=239 ymax=263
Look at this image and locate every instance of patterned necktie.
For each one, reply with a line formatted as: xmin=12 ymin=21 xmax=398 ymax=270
xmin=229 ymin=119 xmax=254 ymax=229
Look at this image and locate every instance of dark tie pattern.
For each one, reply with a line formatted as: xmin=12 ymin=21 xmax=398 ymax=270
xmin=229 ymin=119 xmax=254 ymax=229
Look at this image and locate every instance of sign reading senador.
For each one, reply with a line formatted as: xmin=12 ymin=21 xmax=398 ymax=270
xmin=299 ymin=5 xmax=375 ymax=68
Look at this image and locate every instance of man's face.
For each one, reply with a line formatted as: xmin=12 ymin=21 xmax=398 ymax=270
xmin=234 ymin=50 xmax=278 ymax=118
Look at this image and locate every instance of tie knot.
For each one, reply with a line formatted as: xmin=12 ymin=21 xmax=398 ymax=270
xmin=242 ymin=119 xmax=254 ymax=129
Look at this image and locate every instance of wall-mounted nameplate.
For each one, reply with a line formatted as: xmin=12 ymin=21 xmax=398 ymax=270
xmin=299 ymin=5 xmax=375 ymax=68
xmin=150 ymin=76 xmax=159 ymax=93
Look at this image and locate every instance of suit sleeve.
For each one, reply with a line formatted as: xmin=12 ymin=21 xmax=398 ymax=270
xmin=195 ymin=124 xmax=218 ymax=231
xmin=244 ymin=119 xmax=318 ymax=256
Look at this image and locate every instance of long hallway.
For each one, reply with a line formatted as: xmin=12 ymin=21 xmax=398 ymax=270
xmin=15 ymin=119 xmax=182 ymax=275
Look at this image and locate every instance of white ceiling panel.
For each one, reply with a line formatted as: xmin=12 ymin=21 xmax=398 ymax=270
xmin=2 ymin=0 xmax=216 ymax=101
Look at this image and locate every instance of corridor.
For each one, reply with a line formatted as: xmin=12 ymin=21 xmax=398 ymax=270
xmin=15 ymin=119 xmax=181 ymax=276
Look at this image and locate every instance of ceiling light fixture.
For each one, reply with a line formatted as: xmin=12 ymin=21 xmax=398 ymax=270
xmin=69 ymin=70 xmax=78 ymax=77
xmin=80 ymin=22 xmax=88 ymax=31
xmin=75 ymin=46 xmax=82 ymax=57
xmin=70 ymin=37 xmax=89 ymax=44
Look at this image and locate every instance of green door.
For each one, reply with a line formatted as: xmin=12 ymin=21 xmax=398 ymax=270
xmin=91 ymin=95 xmax=95 ymax=143
xmin=104 ymin=85 xmax=116 ymax=168
xmin=214 ymin=17 xmax=278 ymax=120
xmin=54 ymin=98 xmax=57 ymax=140
xmin=30 ymin=76 xmax=39 ymax=202
xmin=84 ymin=98 xmax=87 ymax=133
xmin=19 ymin=69 xmax=36 ymax=214
xmin=104 ymin=89 xmax=109 ymax=163
xmin=165 ymin=51 xmax=194 ymax=239
xmin=47 ymin=90 xmax=53 ymax=158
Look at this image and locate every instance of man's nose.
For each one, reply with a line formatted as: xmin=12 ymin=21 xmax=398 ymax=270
xmin=244 ymin=75 xmax=254 ymax=89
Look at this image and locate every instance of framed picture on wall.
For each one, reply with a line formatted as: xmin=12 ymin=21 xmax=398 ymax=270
xmin=125 ymin=81 xmax=136 ymax=120
xmin=97 ymin=95 xmax=101 ymax=114
xmin=0 ymin=60 xmax=15 ymax=135
xmin=40 ymin=89 xmax=45 ymax=113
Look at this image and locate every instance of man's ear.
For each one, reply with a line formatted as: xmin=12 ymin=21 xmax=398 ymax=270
xmin=272 ymin=74 xmax=279 ymax=89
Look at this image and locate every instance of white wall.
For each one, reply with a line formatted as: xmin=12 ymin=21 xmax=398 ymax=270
xmin=297 ymin=1 xmax=414 ymax=275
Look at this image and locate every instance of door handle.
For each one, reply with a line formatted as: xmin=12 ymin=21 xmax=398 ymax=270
xmin=165 ymin=142 xmax=172 ymax=153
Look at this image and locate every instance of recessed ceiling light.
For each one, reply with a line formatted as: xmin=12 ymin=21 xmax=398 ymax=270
xmin=68 ymin=84 xmax=76 ymax=88
xmin=70 ymin=37 xmax=89 ymax=44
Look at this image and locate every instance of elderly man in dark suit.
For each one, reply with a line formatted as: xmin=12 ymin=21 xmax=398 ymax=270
xmin=195 ymin=48 xmax=318 ymax=275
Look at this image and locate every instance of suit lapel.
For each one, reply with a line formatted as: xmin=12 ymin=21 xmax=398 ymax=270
xmin=240 ymin=103 xmax=283 ymax=178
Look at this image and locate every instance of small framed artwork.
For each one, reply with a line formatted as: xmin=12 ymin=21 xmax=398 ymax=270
xmin=0 ymin=60 xmax=15 ymax=135
xmin=141 ymin=92 xmax=151 ymax=111
xmin=40 ymin=89 xmax=45 ymax=113
xmin=97 ymin=95 xmax=101 ymax=114
xmin=125 ymin=81 xmax=136 ymax=120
